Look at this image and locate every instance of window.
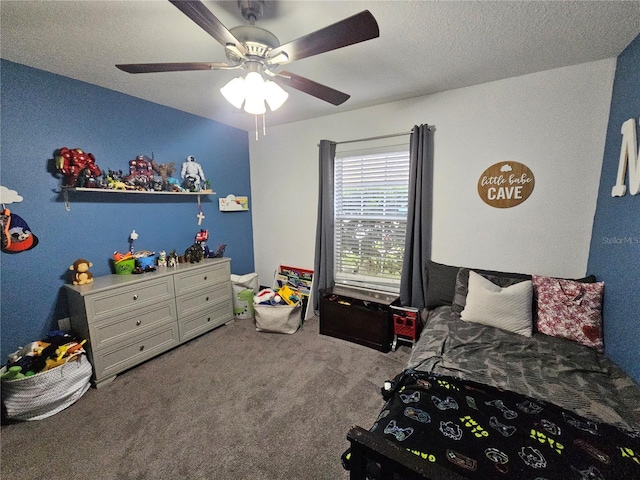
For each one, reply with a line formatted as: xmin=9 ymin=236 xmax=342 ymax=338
xmin=334 ymin=150 xmax=410 ymax=293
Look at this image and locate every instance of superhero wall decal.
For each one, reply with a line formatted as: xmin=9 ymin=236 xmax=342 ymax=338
xmin=1 ymin=186 xmax=39 ymax=254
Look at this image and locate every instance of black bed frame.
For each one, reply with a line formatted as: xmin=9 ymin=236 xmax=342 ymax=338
xmin=347 ymin=426 xmax=467 ymax=480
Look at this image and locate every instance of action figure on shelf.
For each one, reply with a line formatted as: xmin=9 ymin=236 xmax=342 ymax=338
xmin=55 ymin=147 xmax=102 ymax=187
xmin=151 ymin=160 xmax=176 ymax=192
xmin=125 ymin=154 xmax=154 ymax=190
xmin=180 ymin=155 xmax=206 ymax=192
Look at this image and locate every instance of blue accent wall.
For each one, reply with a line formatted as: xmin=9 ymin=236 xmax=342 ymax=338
xmin=587 ymin=34 xmax=640 ymax=384
xmin=0 ymin=60 xmax=254 ymax=361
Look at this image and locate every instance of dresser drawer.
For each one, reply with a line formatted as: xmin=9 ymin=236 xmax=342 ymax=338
xmin=93 ymin=323 xmax=179 ymax=384
xmin=89 ymin=301 xmax=177 ymax=351
xmin=178 ymin=299 xmax=233 ymax=342
xmin=176 ymin=282 xmax=231 ymax=318
xmin=174 ymin=262 xmax=230 ymax=296
xmin=86 ymin=277 xmax=175 ymax=322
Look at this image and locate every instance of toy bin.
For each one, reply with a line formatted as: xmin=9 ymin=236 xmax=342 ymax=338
xmin=254 ymin=302 xmax=302 ymax=334
xmin=136 ymin=255 xmax=156 ymax=270
xmin=231 ymin=272 xmax=259 ymax=319
xmin=0 ymin=355 xmax=92 ymax=421
xmin=114 ymin=257 xmax=135 ymax=275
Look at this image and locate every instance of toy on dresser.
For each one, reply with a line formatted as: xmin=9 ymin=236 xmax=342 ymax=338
xmin=167 ymin=250 xmax=179 ymax=267
xmin=69 ymin=258 xmax=93 ymax=285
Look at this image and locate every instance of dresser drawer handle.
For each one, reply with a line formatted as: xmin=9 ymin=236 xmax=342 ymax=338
xmin=207 ymin=317 xmax=211 ymax=322
xmin=136 ymin=320 xmax=142 ymax=326
xmin=205 ymin=296 xmax=209 ymax=301
xmin=139 ymin=345 xmax=145 ymax=351
xmin=133 ymin=294 xmax=139 ymax=301
xmin=204 ymin=276 xmax=208 ymax=281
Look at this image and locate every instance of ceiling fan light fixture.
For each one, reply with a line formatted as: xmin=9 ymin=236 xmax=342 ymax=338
xmin=243 ymin=71 xmax=267 ymax=114
xmin=244 ymin=71 xmax=264 ymax=90
xmin=264 ymin=80 xmax=288 ymax=111
xmin=220 ymin=76 xmax=246 ymax=109
xmin=220 ymin=71 xmax=287 ymax=114
xmin=244 ymin=95 xmax=266 ymax=115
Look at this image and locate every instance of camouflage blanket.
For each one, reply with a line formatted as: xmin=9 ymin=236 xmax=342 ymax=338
xmin=408 ymin=306 xmax=640 ymax=432
xmin=354 ymin=370 xmax=640 ymax=479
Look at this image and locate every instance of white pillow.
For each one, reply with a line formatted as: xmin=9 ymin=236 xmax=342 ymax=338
xmin=460 ymin=270 xmax=533 ymax=337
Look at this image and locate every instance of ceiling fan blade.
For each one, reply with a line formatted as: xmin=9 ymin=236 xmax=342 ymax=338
xmin=116 ymin=62 xmax=234 ymax=74
xmin=274 ymin=71 xmax=350 ymax=106
xmin=268 ymin=10 xmax=379 ymax=64
xmin=168 ymin=0 xmax=247 ymax=57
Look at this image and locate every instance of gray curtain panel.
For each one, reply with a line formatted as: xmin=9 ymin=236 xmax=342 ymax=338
xmin=312 ymin=140 xmax=337 ymax=311
xmin=400 ymin=125 xmax=433 ymax=309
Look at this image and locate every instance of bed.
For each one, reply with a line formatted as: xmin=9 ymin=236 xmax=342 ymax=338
xmin=343 ymin=261 xmax=640 ymax=479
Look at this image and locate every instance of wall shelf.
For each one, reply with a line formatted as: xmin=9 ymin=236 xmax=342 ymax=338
xmin=61 ymin=187 xmax=215 ymax=211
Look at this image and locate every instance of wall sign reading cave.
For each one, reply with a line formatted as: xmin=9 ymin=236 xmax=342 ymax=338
xmin=477 ymin=161 xmax=535 ymax=208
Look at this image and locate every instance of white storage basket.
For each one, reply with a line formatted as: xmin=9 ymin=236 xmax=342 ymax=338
xmin=254 ymin=302 xmax=302 ymax=334
xmin=1 ymin=355 xmax=92 ymax=421
xmin=231 ymin=272 xmax=259 ymax=319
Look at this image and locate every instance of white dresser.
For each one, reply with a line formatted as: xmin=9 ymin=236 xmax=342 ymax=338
xmin=64 ymin=258 xmax=233 ymax=387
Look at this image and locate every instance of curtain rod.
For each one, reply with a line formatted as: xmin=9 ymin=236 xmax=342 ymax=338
xmin=335 ymin=131 xmax=411 ymax=145
xmin=318 ymin=131 xmax=411 ymax=147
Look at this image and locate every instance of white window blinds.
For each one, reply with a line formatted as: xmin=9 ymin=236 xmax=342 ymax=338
xmin=334 ymin=150 xmax=410 ymax=293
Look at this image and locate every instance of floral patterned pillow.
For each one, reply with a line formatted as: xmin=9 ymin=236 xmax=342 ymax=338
xmin=532 ymin=275 xmax=605 ymax=351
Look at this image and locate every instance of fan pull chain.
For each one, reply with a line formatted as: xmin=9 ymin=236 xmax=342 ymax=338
xmin=255 ymin=115 xmax=259 ymax=141
xmin=252 ymin=114 xmax=269 ymax=140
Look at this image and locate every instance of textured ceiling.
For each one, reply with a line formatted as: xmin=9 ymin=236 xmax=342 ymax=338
xmin=2 ymin=1 xmax=639 ymax=132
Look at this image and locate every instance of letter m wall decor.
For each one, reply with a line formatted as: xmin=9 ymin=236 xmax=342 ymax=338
xmin=611 ymin=117 xmax=640 ymax=197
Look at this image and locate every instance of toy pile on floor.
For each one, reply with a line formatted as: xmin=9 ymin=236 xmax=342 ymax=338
xmin=254 ymin=285 xmax=300 ymax=306
xmin=1 ymin=330 xmax=93 ymax=421
xmin=253 ymin=286 xmax=303 ymax=335
xmin=1 ymin=331 xmax=87 ymax=380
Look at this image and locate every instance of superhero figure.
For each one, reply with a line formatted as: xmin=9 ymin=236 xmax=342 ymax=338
xmin=180 ymin=155 xmax=206 ymax=192
xmin=125 ymin=155 xmax=154 ymax=190
xmin=55 ymin=147 xmax=102 ymax=187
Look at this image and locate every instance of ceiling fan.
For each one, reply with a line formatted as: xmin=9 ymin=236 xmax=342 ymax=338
xmin=116 ymin=0 xmax=380 ymax=114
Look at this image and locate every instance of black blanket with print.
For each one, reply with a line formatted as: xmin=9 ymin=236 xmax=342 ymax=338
xmin=347 ymin=369 xmax=640 ymax=479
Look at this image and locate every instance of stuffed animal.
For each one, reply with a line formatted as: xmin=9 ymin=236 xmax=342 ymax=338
xmin=7 ymin=341 xmax=48 ymax=364
xmin=69 ymin=258 xmax=94 ymax=285
xmin=1 ymin=366 xmax=27 ymax=380
xmin=254 ymin=288 xmax=282 ymax=306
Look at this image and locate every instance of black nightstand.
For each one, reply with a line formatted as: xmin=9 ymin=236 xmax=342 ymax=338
xmin=319 ymin=286 xmax=399 ymax=352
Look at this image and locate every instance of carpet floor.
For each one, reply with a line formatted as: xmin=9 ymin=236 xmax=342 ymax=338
xmin=1 ymin=316 xmax=410 ymax=479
